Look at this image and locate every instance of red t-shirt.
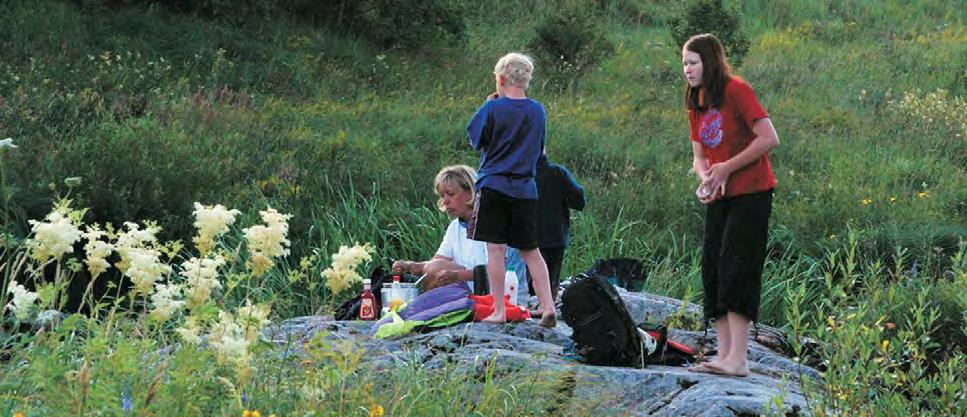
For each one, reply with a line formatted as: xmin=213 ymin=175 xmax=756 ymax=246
xmin=689 ymin=78 xmax=776 ymax=198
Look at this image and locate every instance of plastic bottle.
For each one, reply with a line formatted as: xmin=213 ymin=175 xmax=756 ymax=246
xmin=504 ymin=267 xmax=519 ymax=306
xmin=359 ymin=279 xmax=376 ymax=321
xmin=389 ymin=274 xmax=404 ymax=312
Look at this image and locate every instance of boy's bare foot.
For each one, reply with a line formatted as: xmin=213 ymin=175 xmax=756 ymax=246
xmin=704 ymin=360 xmax=750 ymax=377
xmin=481 ymin=311 xmax=507 ymax=324
xmin=538 ymin=312 xmax=557 ymax=328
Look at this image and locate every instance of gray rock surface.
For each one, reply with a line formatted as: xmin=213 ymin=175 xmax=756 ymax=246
xmin=265 ymin=291 xmax=820 ymax=417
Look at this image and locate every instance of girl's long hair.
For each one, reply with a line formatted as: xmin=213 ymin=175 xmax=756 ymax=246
xmin=683 ymin=33 xmax=733 ymax=111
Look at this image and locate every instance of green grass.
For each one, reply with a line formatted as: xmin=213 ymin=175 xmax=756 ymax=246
xmin=0 ymin=0 xmax=965 ymax=415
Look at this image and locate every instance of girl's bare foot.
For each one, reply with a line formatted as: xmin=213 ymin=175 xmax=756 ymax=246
xmin=538 ymin=312 xmax=557 ymax=328
xmin=704 ymin=360 xmax=750 ymax=377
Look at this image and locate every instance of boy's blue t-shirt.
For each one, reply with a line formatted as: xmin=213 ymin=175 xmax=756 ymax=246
xmin=466 ymin=97 xmax=546 ymax=199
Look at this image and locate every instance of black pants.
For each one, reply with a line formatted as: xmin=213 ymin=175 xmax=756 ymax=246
xmin=528 ymin=246 xmax=564 ymax=296
xmin=701 ymin=190 xmax=773 ymax=321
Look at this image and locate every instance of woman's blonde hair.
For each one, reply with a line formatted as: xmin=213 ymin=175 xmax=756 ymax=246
xmin=494 ymin=53 xmax=534 ymax=89
xmin=434 ymin=165 xmax=477 ymax=212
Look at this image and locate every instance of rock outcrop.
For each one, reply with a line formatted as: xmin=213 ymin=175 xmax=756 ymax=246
xmin=265 ymin=290 xmax=820 ymax=417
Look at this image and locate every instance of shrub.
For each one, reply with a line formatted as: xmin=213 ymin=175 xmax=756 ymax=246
xmin=668 ymin=0 xmax=750 ymax=67
xmin=530 ymin=2 xmax=614 ymax=87
xmin=288 ymin=0 xmax=466 ymax=52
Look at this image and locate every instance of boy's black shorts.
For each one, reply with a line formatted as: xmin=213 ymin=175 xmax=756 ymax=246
xmin=701 ymin=189 xmax=773 ymax=322
xmin=467 ymin=187 xmax=539 ymax=250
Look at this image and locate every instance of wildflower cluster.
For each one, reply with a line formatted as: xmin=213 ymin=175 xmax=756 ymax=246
xmin=149 ymin=282 xmax=185 ymax=322
xmin=5 ymin=280 xmax=39 ymax=320
xmin=321 ymin=243 xmax=374 ymax=295
xmin=25 ymin=201 xmax=84 ymax=263
xmin=115 ymin=222 xmax=170 ymax=294
xmin=243 ymin=207 xmax=292 ymax=277
xmin=890 ymin=88 xmax=967 ymax=138
xmin=205 ymin=300 xmax=271 ymax=367
xmin=192 ymin=202 xmax=241 ymax=256
xmin=180 ymin=256 xmax=226 ymax=308
xmin=81 ymin=225 xmax=114 ymax=277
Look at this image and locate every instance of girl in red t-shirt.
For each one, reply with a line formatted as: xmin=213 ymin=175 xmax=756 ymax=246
xmin=682 ymin=34 xmax=780 ymax=377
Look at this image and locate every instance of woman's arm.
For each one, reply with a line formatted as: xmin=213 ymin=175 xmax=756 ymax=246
xmin=702 ymin=118 xmax=779 ymax=197
xmin=392 ymin=255 xmax=451 ymax=275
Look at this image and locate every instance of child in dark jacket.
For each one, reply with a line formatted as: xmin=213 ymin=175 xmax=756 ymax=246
xmin=530 ymin=153 xmax=585 ymax=302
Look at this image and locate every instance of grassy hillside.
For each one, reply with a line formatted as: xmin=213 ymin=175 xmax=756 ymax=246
xmin=0 ymin=1 xmax=965 ymax=415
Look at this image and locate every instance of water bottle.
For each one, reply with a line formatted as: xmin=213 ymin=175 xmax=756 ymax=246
xmin=504 ymin=267 xmax=519 ymax=306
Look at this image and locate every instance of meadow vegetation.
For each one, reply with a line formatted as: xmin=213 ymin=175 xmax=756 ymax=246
xmin=0 ymin=0 xmax=964 ymax=415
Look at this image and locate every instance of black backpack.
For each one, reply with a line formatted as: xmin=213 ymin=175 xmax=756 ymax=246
xmin=588 ymin=258 xmax=646 ymax=292
xmin=560 ymin=272 xmax=643 ymax=367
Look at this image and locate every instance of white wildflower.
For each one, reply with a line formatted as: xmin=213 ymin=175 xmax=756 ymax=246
xmin=114 ymin=221 xmax=161 ymax=273
xmin=208 ymin=310 xmax=251 ymax=363
xmin=235 ymin=299 xmax=271 ymax=342
xmin=180 ymin=256 xmax=225 ymax=308
xmin=331 ymin=244 xmax=373 ymax=271
xmin=82 ymin=225 xmax=114 ymax=277
xmin=5 ymin=280 xmax=38 ymax=320
xmin=124 ymin=247 xmax=170 ymax=294
xmin=242 ymin=207 xmax=292 ymax=276
xmin=149 ymin=282 xmax=185 ymax=322
xmin=26 ymin=206 xmax=83 ymax=263
xmin=321 ymin=243 xmax=374 ymax=295
xmin=192 ymin=202 xmax=240 ymax=255
xmin=176 ymin=316 xmax=203 ymax=345
xmin=321 ymin=266 xmax=361 ymax=295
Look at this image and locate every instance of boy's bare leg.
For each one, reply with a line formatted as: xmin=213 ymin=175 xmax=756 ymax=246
xmin=481 ymin=243 xmax=507 ymax=324
xmin=521 ymin=248 xmax=556 ymax=327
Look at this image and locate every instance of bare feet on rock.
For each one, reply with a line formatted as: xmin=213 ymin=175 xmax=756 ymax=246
xmin=704 ymin=360 xmax=749 ymax=377
xmin=481 ymin=311 xmax=506 ymax=324
xmin=538 ymin=312 xmax=557 ymax=328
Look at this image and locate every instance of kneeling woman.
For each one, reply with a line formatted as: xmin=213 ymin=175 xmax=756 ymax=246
xmin=392 ymin=165 xmax=525 ymax=295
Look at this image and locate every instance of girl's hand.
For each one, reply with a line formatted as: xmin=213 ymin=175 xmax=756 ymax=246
xmin=700 ymin=162 xmax=732 ymax=202
xmin=695 ymin=183 xmax=714 ymax=204
xmin=486 ymin=91 xmax=500 ymax=100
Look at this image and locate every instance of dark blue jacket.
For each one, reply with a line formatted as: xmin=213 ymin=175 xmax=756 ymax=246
xmin=536 ymin=155 xmax=585 ymax=248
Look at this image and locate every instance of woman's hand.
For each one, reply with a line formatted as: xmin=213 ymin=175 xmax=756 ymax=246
xmin=392 ymin=260 xmax=413 ymax=274
xmin=486 ymin=91 xmax=500 ymax=101
xmin=422 ymin=270 xmax=453 ymax=291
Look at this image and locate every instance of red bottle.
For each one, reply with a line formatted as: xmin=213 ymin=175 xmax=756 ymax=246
xmin=359 ymin=278 xmax=377 ymax=320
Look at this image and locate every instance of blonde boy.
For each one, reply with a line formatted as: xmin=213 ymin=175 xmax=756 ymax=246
xmin=466 ymin=53 xmax=556 ymax=327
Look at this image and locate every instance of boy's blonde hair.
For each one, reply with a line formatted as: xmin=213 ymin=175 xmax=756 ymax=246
xmin=494 ymin=53 xmax=534 ymax=89
xmin=434 ymin=165 xmax=477 ymax=212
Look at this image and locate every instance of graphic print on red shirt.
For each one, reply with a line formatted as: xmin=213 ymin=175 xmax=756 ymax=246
xmin=689 ymin=78 xmax=777 ymax=198
xmin=699 ymin=109 xmax=723 ymax=148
